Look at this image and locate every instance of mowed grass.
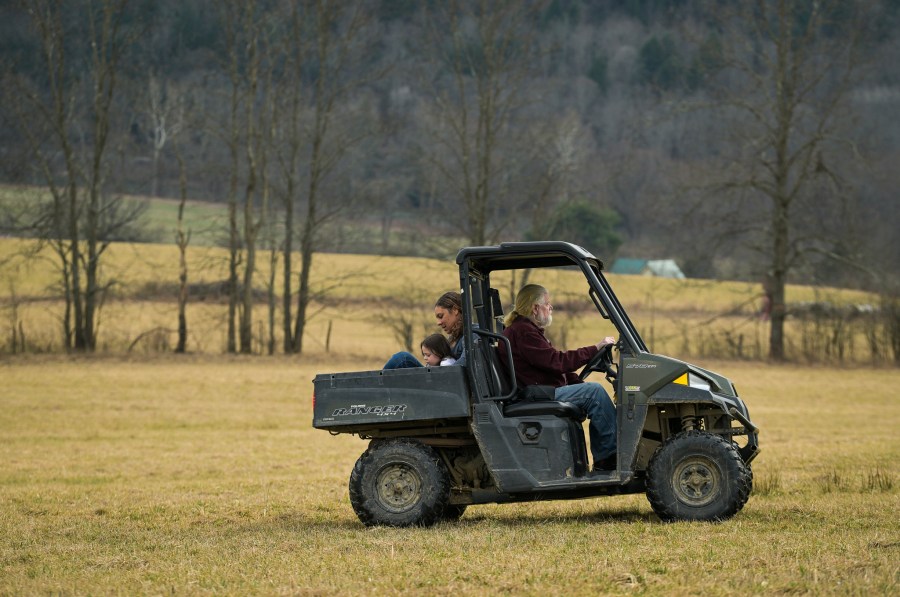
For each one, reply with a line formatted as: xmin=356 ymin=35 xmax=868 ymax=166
xmin=1 ymin=355 xmax=898 ymax=595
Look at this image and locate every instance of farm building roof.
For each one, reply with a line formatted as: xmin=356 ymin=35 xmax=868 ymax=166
xmin=610 ymin=258 xmax=685 ymax=279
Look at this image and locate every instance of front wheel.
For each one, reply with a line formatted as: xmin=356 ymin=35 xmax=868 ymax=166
xmin=646 ymin=430 xmax=752 ymax=522
xmin=349 ymin=439 xmax=451 ymax=527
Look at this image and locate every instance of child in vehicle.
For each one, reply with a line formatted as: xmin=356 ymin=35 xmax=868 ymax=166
xmin=421 ymin=333 xmax=457 ymax=366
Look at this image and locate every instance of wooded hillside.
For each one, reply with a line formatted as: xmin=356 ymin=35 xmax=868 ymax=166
xmin=1 ymin=0 xmax=897 ymax=356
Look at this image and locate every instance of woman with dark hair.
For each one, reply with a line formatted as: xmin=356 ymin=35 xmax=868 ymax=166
xmin=383 ymin=291 xmax=467 ymax=369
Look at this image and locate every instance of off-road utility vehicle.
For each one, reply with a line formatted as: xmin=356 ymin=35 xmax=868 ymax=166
xmin=313 ymin=242 xmax=759 ymax=526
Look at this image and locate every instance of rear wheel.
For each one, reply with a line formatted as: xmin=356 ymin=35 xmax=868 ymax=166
xmin=646 ymin=430 xmax=751 ymax=522
xmin=349 ymin=439 xmax=450 ymax=527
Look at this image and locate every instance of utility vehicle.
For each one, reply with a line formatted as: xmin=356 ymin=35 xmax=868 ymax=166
xmin=312 ymin=242 xmax=759 ymax=526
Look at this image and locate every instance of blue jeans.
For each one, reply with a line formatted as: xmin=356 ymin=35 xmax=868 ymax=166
xmin=383 ymin=352 xmax=423 ymax=369
xmin=554 ymin=382 xmax=617 ymax=463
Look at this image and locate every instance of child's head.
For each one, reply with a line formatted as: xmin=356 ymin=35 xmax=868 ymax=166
xmin=421 ymin=333 xmax=453 ymax=366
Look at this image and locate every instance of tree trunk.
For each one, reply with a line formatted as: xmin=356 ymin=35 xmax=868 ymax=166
xmin=292 ymin=208 xmax=316 ymax=354
xmin=223 ymin=3 xmax=242 ymax=354
xmin=227 ymin=200 xmax=239 ymax=354
xmin=175 ymin=148 xmax=189 ymax=354
xmin=282 ymin=186 xmax=294 ymax=353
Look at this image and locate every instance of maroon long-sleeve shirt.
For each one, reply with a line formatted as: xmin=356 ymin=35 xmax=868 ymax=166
xmin=500 ymin=316 xmax=598 ymax=388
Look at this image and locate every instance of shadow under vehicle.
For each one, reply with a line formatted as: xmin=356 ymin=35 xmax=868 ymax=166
xmin=313 ymin=242 xmax=760 ymax=526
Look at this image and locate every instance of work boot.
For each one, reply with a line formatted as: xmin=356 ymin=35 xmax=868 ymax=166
xmin=592 ymin=454 xmax=617 ymax=472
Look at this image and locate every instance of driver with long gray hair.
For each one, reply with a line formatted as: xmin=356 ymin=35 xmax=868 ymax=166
xmin=499 ymin=284 xmax=617 ymax=471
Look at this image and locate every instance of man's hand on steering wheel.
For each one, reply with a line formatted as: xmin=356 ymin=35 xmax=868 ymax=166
xmin=579 ymin=336 xmax=618 ymax=382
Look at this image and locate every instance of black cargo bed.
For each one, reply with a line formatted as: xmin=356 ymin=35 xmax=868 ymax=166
xmin=313 ymin=365 xmax=471 ymax=431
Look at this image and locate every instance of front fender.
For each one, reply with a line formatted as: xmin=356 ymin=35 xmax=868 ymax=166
xmin=647 ymin=384 xmax=760 ymax=464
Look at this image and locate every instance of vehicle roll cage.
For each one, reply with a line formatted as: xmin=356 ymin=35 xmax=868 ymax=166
xmin=456 ymin=242 xmax=649 ymax=372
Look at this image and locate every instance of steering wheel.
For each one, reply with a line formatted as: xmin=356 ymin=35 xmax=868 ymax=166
xmin=579 ymin=342 xmax=618 ymax=382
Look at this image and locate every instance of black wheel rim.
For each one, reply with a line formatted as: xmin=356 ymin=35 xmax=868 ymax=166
xmin=375 ymin=463 xmax=422 ymax=513
xmin=672 ymin=456 xmax=722 ymax=507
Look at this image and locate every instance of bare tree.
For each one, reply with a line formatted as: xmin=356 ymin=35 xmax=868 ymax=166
xmin=701 ymin=0 xmax=875 ymax=360
xmin=235 ymin=1 xmax=269 ymax=355
xmin=219 ymin=2 xmax=242 ymax=353
xmin=417 ymin=0 xmax=547 ymax=246
xmin=5 ymin=0 xmax=138 ymax=352
xmin=219 ymin=0 xmax=276 ymax=354
xmin=274 ymin=0 xmax=306 ymax=354
xmin=172 ymin=131 xmax=190 ymax=354
xmin=146 ymin=74 xmax=182 ymax=198
xmin=274 ymin=0 xmax=381 ymax=355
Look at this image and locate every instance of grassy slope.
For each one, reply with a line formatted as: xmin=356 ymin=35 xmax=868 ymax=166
xmin=0 ymin=236 xmax=883 ymax=363
xmin=138 ymin=196 xmax=231 ymax=246
xmin=0 ymin=185 xmax=229 ymax=247
xmin=1 ymin=356 xmax=897 ymax=595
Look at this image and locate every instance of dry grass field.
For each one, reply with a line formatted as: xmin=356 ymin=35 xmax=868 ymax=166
xmin=1 ymin=354 xmax=898 ymax=595
xmin=1 ymin=235 xmax=897 ymax=594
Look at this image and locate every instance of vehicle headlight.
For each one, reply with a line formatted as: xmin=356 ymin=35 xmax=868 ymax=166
xmin=673 ymin=372 xmax=711 ymax=391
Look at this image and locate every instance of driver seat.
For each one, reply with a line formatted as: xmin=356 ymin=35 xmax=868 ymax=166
xmin=504 ymin=384 xmax=586 ymax=421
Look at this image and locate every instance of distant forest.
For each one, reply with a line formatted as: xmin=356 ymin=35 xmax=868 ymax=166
xmin=1 ymin=0 xmax=898 ymax=292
